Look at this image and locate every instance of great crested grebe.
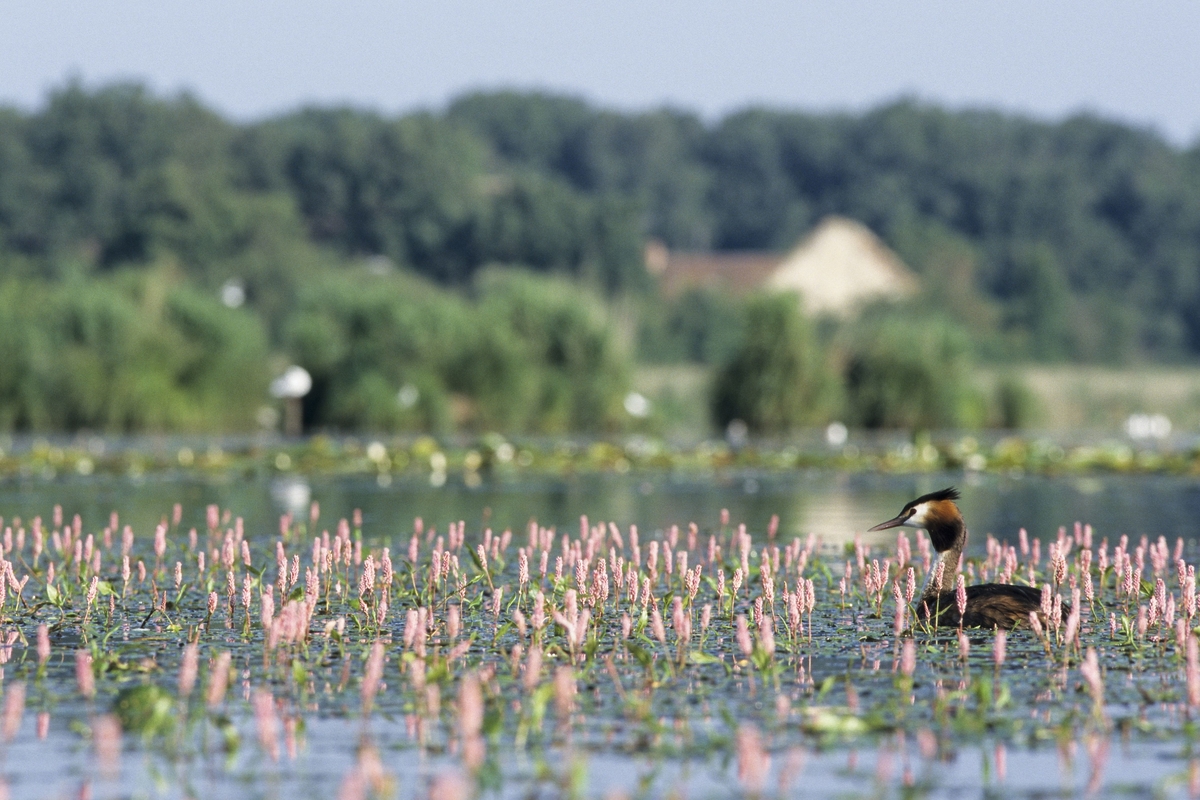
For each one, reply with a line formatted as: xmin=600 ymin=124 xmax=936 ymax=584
xmin=868 ymin=487 xmax=1045 ymax=629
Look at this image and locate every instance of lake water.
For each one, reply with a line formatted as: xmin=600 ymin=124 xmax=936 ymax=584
xmin=5 ymin=469 xmax=1199 ymax=553
xmin=2 ymin=469 xmax=1200 ymax=799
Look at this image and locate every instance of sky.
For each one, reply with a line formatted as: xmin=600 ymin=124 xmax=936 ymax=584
xmin=2 ymin=0 xmax=1198 ymax=145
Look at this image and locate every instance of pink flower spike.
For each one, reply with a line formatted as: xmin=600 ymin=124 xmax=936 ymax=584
xmin=36 ymin=624 xmax=50 ymax=665
xmin=93 ymin=714 xmax=122 ymax=778
xmin=75 ymin=651 xmax=95 ymax=699
xmin=458 ymin=672 xmax=483 ymax=740
xmin=553 ymin=666 xmax=575 ymax=718
xmin=362 ymin=642 xmax=385 ymax=715
xmin=735 ymin=615 xmax=753 ymax=657
xmin=736 ymin=725 xmax=770 ymax=793
xmin=179 ymin=644 xmax=199 ymax=698
xmin=1 ymin=681 xmax=24 ymax=742
xmin=253 ymin=690 xmax=280 ymax=761
xmin=1187 ymin=636 xmax=1200 ymax=708
xmin=207 ymin=651 xmax=232 ymax=708
xmin=1080 ymin=647 xmax=1104 ymax=707
xmin=900 ymin=640 xmax=916 ymax=677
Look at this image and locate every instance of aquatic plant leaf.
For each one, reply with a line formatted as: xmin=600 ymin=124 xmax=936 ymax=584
xmin=626 ymin=641 xmax=653 ymax=669
xmin=113 ymin=684 xmax=175 ymax=739
xmin=801 ymin=707 xmax=868 ymax=736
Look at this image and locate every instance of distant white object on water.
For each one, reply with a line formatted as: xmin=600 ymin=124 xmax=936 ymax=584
xmin=270 ymin=366 xmax=312 ymax=399
xmin=624 ymin=392 xmax=651 ymax=418
xmin=1125 ymin=413 xmax=1171 ymax=440
xmin=270 ymin=477 xmax=311 ymax=514
xmin=825 ymin=421 xmax=848 ymax=446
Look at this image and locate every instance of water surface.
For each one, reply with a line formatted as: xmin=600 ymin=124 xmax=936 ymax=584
xmin=0 ymin=469 xmax=1198 ymax=799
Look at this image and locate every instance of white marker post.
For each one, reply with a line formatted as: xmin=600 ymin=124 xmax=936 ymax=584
xmin=270 ymin=366 xmax=312 ymax=437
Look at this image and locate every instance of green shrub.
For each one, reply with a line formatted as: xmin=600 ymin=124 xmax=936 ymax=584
xmin=283 ymin=267 xmax=632 ymax=433
xmin=284 ymin=271 xmax=464 ymax=432
xmin=993 ymin=374 xmax=1041 ymax=429
xmin=711 ymin=293 xmax=839 ymax=432
xmin=637 ymin=287 xmax=745 ymax=365
xmin=843 ymin=313 xmax=979 ymax=430
xmin=0 ymin=274 xmax=269 ymax=432
xmin=474 ymin=269 xmax=631 ymax=432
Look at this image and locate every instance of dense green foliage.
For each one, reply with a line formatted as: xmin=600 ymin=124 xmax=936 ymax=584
xmin=637 ymin=287 xmax=745 ymax=365
xmin=710 ymin=299 xmax=1004 ymax=432
xmin=3 ymin=83 xmax=1200 ymax=363
xmin=0 ymin=265 xmax=630 ymax=434
xmin=447 ymin=95 xmax=1200 ymax=362
xmin=2 ymin=82 xmax=1199 ymax=433
xmin=0 ymin=271 xmax=268 ymax=431
xmin=286 ymin=268 xmax=629 ymax=434
xmin=471 ymin=270 xmax=631 ymax=432
xmin=711 ymin=293 xmax=840 ymax=431
xmin=842 ymin=312 xmax=982 ymax=430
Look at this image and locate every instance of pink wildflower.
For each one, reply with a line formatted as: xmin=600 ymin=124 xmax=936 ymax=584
xmin=362 ymin=641 xmax=385 ymax=715
xmin=736 ymin=725 xmax=770 ymax=794
xmin=75 ymin=651 xmax=95 ymax=698
xmin=1080 ymin=647 xmax=1104 ymax=708
xmin=36 ymin=624 xmax=49 ymax=664
xmin=93 ymin=714 xmax=122 ymax=777
xmin=735 ymin=615 xmax=753 ymax=657
xmin=179 ymin=644 xmax=199 ymax=698
xmin=1 ymin=681 xmax=24 ymax=742
xmin=900 ymin=640 xmax=916 ymax=677
xmin=254 ymin=690 xmax=279 ymax=761
xmin=207 ymin=651 xmax=232 ymax=708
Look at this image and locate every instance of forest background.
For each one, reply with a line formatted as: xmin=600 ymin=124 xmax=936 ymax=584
xmin=2 ymin=82 xmax=1199 ymax=436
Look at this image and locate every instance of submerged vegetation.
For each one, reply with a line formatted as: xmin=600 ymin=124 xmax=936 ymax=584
xmin=1 ymin=487 xmax=1199 ymax=796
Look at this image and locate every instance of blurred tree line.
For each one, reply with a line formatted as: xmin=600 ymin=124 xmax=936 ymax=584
xmin=0 ymin=82 xmax=1197 ymax=433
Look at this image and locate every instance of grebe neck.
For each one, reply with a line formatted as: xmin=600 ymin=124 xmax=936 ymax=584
xmin=921 ymin=522 xmax=967 ymax=599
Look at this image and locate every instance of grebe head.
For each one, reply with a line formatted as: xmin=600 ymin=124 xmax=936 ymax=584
xmin=868 ymin=487 xmax=964 ymax=552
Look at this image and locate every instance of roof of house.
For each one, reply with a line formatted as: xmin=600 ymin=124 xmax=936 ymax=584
xmin=650 ymin=246 xmax=783 ymax=296
xmin=767 ymin=217 xmax=919 ymax=315
xmin=648 ymin=216 xmax=918 ymax=316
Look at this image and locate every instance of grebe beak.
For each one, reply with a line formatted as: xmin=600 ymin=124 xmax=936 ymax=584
xmin=868 ymin=513 xmax=909 ymax=532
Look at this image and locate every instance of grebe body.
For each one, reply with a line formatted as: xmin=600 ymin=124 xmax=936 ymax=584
xmin=915 ymin=583 xmax=1045 ymax=629
xmin=869 ymin=487 xmax=1050 ymax=629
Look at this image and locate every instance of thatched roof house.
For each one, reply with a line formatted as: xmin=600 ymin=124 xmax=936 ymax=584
xmin=647 ymin=216 xmax=919 ymax=317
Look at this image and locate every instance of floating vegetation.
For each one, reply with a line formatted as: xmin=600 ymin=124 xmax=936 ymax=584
xmin=2 ymin=429 xmax=1200 ymax=485
xmin=0 ymin=494 xmax=1199 ymax=797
